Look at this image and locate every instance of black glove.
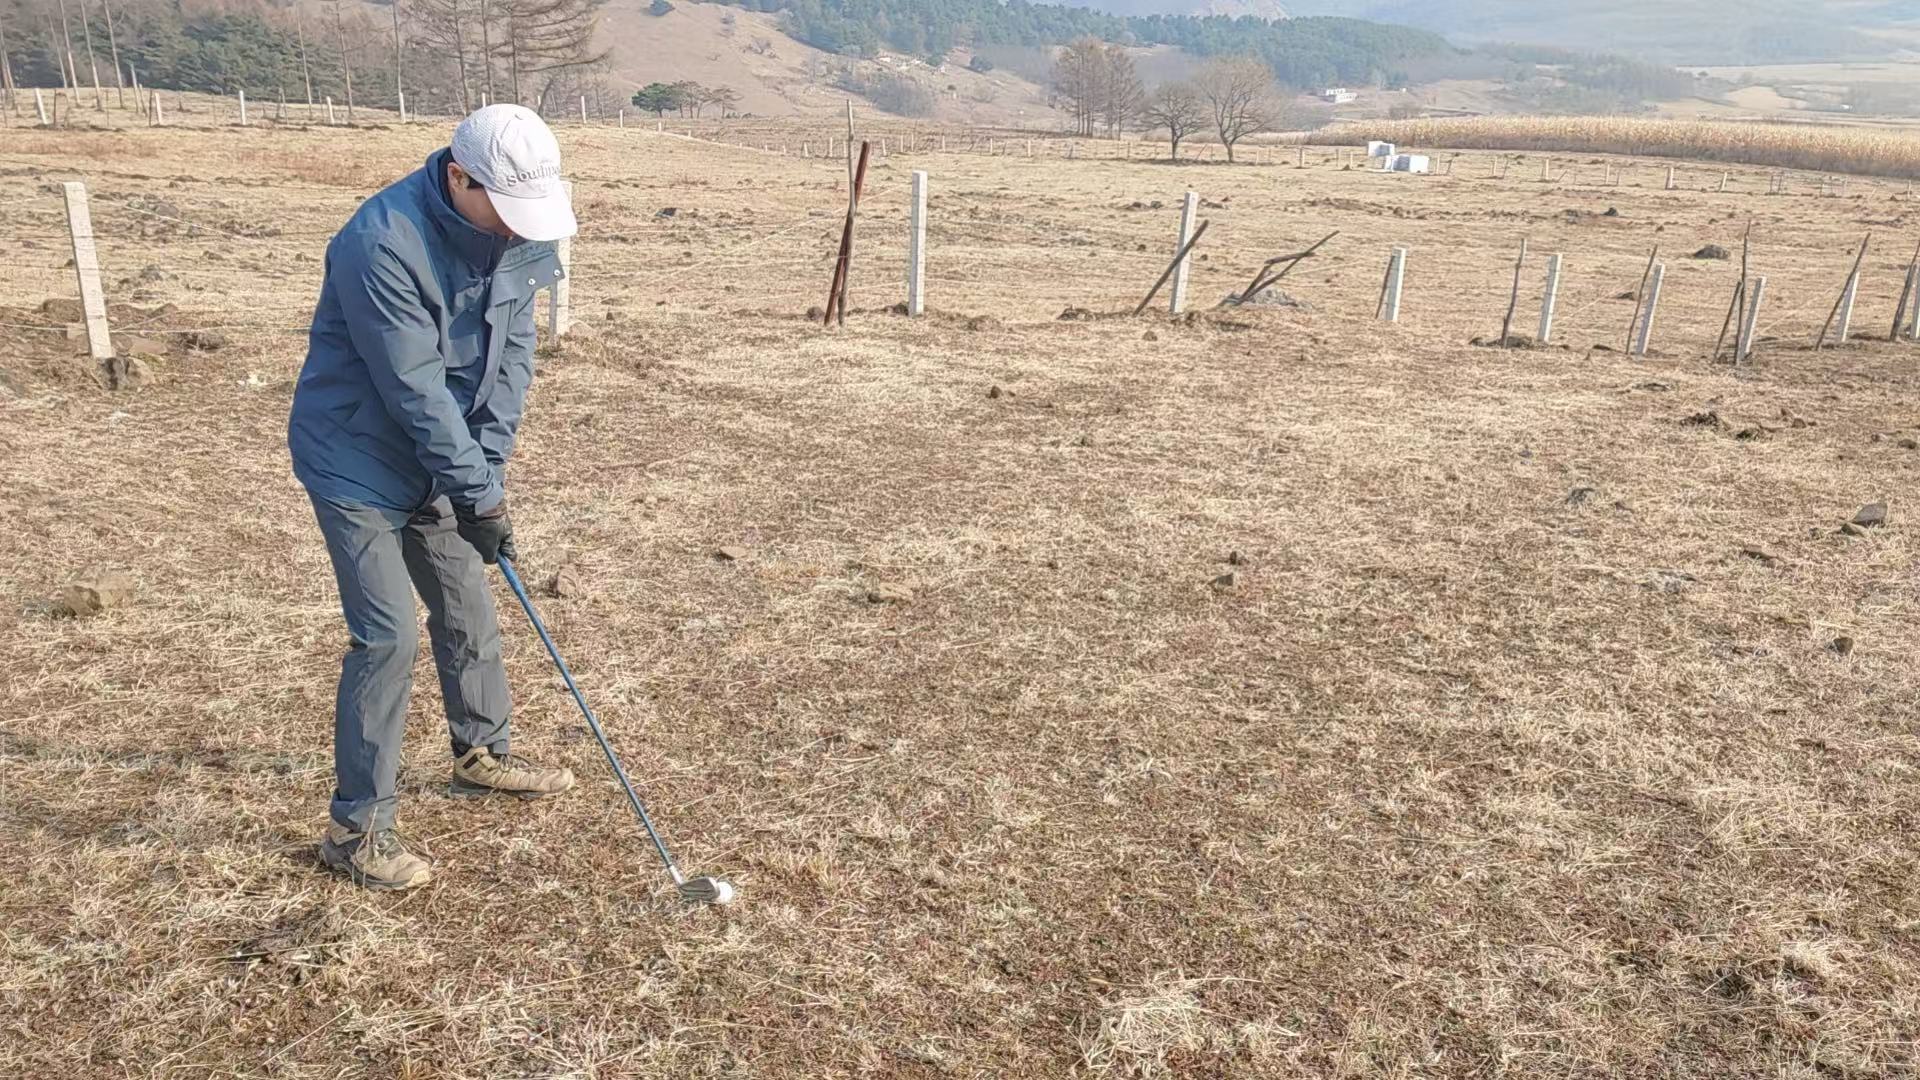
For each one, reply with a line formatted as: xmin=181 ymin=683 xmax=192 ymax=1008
xmin=455 ymin=501 xmax=517 ymax=565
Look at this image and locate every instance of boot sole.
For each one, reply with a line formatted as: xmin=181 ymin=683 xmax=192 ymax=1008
xmin=317 ymin=842 xmax=432 ymax=891
xmin=447 ymin=777 xmax=574 ymax=800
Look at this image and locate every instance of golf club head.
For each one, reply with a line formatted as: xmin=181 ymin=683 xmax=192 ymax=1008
xmin=679 ymin=876 xmax=735 ymax=905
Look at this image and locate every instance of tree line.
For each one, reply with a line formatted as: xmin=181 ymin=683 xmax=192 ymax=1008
xmin=0 ymin=0 xmax=613 ymax=119
xmin=716 ymin=0 xmax=1453 ymax=90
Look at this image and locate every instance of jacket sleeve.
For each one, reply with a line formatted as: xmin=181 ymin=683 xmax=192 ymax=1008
xmin=333 ymin=237 xmax=504 ymax=514
xmin=471 ymin=291 xmax=539 ymax=470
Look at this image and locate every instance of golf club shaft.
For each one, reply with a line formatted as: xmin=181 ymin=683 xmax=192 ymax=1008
xmin=497 ymin=557 xmax=684 ymax=884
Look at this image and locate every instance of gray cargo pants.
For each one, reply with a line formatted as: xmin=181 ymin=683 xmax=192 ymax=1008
xmin=309 ymin=493 xmax=512 ymax=832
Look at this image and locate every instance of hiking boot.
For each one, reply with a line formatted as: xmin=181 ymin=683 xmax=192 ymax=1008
xmin=318 ymin=824 xmax=432 ymax=891
xmin=449 ymin=747 xmax=575 ymax=800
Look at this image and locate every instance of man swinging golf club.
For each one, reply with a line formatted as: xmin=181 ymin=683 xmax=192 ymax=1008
xmin=288 ymin=104 xmax=578 ymax=890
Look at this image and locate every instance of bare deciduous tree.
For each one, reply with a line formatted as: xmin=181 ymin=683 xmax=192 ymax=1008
xmin=1098 ymin=45 xmax=1142 ymax=138
xmin=1050 ymin=35 xmax=1103 ymax=137
xmin=1196 ymin=56 xmax=1278 ymax=163
xmin=1141 ymin=80 xmax=1205 ymax=160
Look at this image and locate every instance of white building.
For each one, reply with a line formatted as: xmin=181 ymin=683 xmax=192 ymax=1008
xmin=1322 ymin=87 xmax=1357 ymax=104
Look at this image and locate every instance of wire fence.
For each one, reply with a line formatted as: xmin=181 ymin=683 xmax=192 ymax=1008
xmin=3 ymin=116 xmax=1915 ymax=374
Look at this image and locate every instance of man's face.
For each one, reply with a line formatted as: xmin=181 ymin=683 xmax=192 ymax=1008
xmin=447 ymin=162 xmax=516 ymax=239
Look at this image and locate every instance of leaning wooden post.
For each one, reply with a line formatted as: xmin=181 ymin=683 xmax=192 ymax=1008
xmin=1737 ymin=276 xmax=1767 ymax=362
xmin=1836 ymin=266 xmax=1860 ymax=344
xmin=1718 ymin=171 xmax=1728 ymax=193
xmin=1538 ymin=253 xmax=1562 ymax=345
xmin=1633 ymin=262 xmax=1665 ymax=356
xmin=1379 ymin=246 xmax=1407 ymax=323
xmin=1816 ymin=234 xmax=1871 ymax=349
xmin=61 ymin=182 xmax=113 ymax=365
xmin=1169 ymin=191 xmax=1199 ymax=314
xmin=1625 ymin=246 xmax=1659 ymax=352
xmin=1499 ymin=236 xmax=1528 ymax=346
xmin=907 ymin=170 xmax=927 ymax=316
xmin=1891 ymin=264 xmax=1916 ymax=341
xmin=1133 ymin=220 xmax=1210 ymax=316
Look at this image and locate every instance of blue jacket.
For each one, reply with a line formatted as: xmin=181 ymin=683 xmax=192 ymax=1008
xmin=288 ymin=147 xmax=562 ymax=515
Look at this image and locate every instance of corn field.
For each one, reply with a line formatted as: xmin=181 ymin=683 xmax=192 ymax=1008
xmin=1314 ymin=116 xmax=1920 ymax=178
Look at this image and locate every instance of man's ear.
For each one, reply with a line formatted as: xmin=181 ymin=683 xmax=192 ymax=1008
xmin=448 ymin=162 xmax=479 ymax=190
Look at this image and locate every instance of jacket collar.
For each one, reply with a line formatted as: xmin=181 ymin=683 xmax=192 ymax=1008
xmin=421 ymin=147 xmax=512 ymax=270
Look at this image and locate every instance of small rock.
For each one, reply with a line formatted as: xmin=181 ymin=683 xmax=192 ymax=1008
xmin=964 ymin=315 xmax=996 ymax=332
xmin=1646 ymin=569 xmax=1696 ymax=594
xmin=1209 ymin=572 xmax=1237 ymax=591
xmin=118 ymin=335 xmax=169 ymax=358
xmin=654 ymin=207 xmax=678 ymax=219
xmin=866 ymin=583 xmax=913 ymax=604
xmin=1680 ymin=410 xmax=1724 ymax=429
xmin=1057 ymin=306 xmax=1095 ymax=322
xmin=1738 ymin=546 xmax=1779 ymax=566
xmin=1828 ymin=636 xmax=1855 ymax=657
xmin=39 ymin=297 xmax=85 ymax=321
xmin=1226 ymin=550 xmax=1245 ymax=566
xmin=1141 ymin=330 xmax=1158 ymax=342
xmin=1693 ymin=244 xmax=1731 ymax=260
xmin=713 ymin=545 xmax=749 ymax=561
xmin=1840 ymin=522 xmax=1866 ymax=537
xmin=1236 ymin=287 xmax=1313 ymax=310
xmin=185 ymin=329 xmax=228 ymax=351
xmin=1852 ymin=502 xmax=1887 ymax=528
xmin=1900 ymin=438 xmax=1919 ymax=450
xmin=1565 ymin=486 xmax=1596 ymax=506
xmin=987 ymin=385 xmax=1003 ymax=399
xmin=101 ymin=356 xmax=151 ymax=391
xmin=806 ymin=305 xmax=826 ymax=321
xmin=1602 ymin=207 xmax=1620 ymax=217
xmin=1072 ymin=433 xmax=1094 ymax=448
xmin=1633 ymin=381 xmax=1671 ymax=392
xmin=546 ymin=565 xmax=589 ymax=599
xmin=57 ymin=569 xmax=134 ymax=617
xmin=139 ymin=264 xmax=166 ymax=282
xmin=1614 ymin=289 xmax=1638 ymax=301
xmin=1778 ymin=408 xmax=1812 ymax=429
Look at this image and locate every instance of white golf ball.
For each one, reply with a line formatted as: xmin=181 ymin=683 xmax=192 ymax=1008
xmin=709 ymin=880 xmax=736 ymax=905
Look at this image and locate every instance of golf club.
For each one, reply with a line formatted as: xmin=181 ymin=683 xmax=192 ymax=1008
xmin=497 ymin=556 xmax=735 ymax=906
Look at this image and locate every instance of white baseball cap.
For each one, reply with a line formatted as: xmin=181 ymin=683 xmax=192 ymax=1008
xmin=450 ymin=104 xmax=577 ymax=242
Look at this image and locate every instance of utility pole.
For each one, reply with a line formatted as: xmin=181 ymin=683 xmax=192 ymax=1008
xmin=390 ymin=0 xmax=402 ymax=118
xmin=98 ymin=0 xmax=123 ymax=107
xmin=331 ymin=0 xmax=355 ymax=123
xmin=295 ymin=9 xmax=315 ymax=116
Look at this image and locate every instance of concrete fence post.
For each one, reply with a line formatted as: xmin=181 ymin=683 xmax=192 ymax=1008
xmin=1169 ymin=191 xmax=1199 ymax=314
xmin=238 ymin=89 xmax=247 ymax=125
xmin=151 ymin=89 xmax=163 ymax=125
xmin=579 ymin=95 xmax=587 ymax=123
xmin=1737 ymin=276 xmax=1767 ymax=362
xmin=1382 ymin=247 xmax=1406 ymax=323
xmin=35 ymin=87 xmax=48 ymax=125
xmin=326 ymin=96 xmax=335 ymax=124
xmin=1837 ymin=266 xmax=1859 ymax=344
xmin=61 ymin=182 xmax=113 ymax=363
xmin=1633 ymin=262 xmax=1664 ymax=356
xmin=907 ymin=170 xmax=928 ymax=316
xmin=1538 ymin=253 xmax=1562 ymax=345
xmin=398 ymin=91 xmax=408 ymax=123
xmin=1665 ymin=166 xmax=1675 ymax=190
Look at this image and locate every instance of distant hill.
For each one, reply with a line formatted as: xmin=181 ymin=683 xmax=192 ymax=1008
xmin=1255 ymin=0 xmax=1897 ymax=64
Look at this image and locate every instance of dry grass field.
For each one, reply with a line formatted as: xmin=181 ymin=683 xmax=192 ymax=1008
xmin=8 ymin=108 xmax=1920 ymax=1077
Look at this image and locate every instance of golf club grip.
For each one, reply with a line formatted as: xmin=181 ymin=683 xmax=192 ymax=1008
xmin=497 ymin=557 xmax=683 ymax=879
